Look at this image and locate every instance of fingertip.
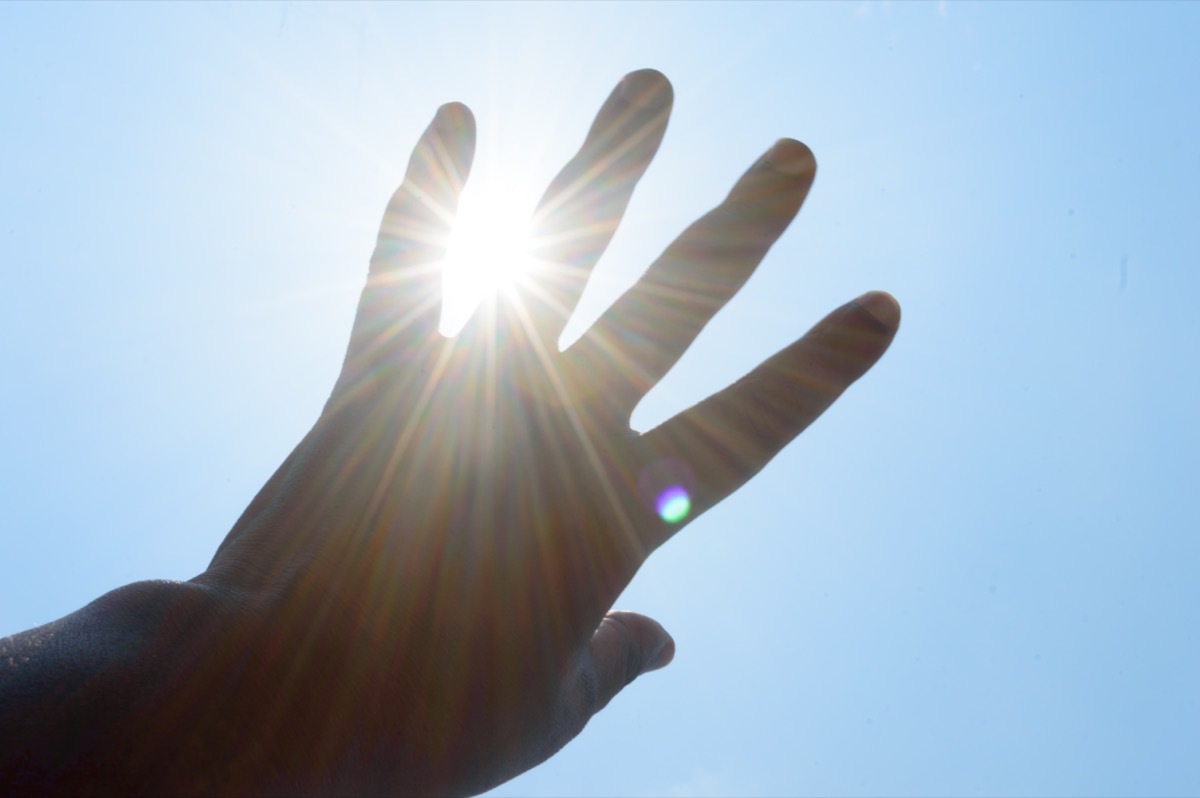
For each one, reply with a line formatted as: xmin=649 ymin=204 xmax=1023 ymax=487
xmin=616 ymin=611 xmax=674 ymax=672
xmin=434 ymin=101 xmax=475 ymax=131
xmin=763 ymin=138 xmax=817 ymax=178
xmin=616 ymin=68 xmax=674 ymax=110
xmin=648 ymin=633 xmax=675 ymax=671
xmin=853 ymin=290 xmax=901 ymax=332
xmin=427 ymin=102 xmax=476 ymax=182
xmin=598 ymin=610 xmax=676 ymax=677
xmin=626 ymin=67 xmax=669 ymax=83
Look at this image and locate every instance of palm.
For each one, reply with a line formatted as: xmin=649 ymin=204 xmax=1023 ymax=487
xmin=201 ymin=70 xmax=899 ymax=795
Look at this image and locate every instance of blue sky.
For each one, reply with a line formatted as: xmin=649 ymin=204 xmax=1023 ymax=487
xmin=2 ymin=2 xmax=1197 ymax=795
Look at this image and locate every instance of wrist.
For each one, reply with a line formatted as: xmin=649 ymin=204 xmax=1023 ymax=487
xmin=0 ymin=579 xmax=253 ymax=794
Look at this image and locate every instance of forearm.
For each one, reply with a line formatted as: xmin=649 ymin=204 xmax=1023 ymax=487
xmin=0 ymin=580 xmax=250 ymax=795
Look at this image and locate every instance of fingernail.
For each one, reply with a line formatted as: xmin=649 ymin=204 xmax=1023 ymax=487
xmin=617 ymin=69 xmax=673 ymax=110
xmin=763 ymin=138 xmax=816 ymax=177
xmin=854 ymin=291 xmax=901 ymax=331
xmin=648 ymin=636 xmax=676 ymax=671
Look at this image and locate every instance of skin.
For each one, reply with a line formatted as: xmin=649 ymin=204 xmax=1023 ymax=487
xmin=0 ymin=69 xmax=900 ymax=796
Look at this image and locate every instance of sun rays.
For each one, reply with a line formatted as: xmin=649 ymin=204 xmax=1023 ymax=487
xmin=439 ymin=173 xmax=539 ymax=336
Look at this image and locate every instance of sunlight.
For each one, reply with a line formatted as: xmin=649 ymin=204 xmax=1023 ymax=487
xmin=439 ymin=176 xmax=537 ymax=336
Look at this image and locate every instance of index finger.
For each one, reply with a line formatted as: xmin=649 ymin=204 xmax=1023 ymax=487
xmin=334 ymin=103 xmax=476 ymax=396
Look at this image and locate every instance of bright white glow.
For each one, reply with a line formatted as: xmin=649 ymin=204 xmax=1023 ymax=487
xmin=439 ymin=176 xmax=536 ymax=336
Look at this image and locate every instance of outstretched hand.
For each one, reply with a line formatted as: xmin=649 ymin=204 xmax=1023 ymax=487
xmin=199 ymin=68 xmax=899 ymax=794
xmin=15 ymin=69 xmax=898 ymax=796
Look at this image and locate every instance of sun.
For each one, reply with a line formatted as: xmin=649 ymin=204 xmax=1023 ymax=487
xmin=439 ymin=174 xmax=537 ymax=336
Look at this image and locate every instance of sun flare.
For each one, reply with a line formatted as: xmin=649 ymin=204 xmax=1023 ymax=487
xmin=439 ymin=177 xmax=537 ymax=336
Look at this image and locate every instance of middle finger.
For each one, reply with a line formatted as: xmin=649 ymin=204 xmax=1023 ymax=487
xmin=518 ymin=69 xmax=674 ymax=349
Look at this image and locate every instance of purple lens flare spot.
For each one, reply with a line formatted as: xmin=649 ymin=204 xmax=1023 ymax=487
xmin=655 ymin=485 xmax=691 ymax=523
xmin=639 ymin=458 xmax=696 ymax=525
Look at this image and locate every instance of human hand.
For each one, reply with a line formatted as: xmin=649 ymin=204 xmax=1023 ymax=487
xmin=195 ymin=69 xmax=900 ymax=795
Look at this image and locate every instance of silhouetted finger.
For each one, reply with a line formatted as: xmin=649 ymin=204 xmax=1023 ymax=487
xmin=580 ymin=611 xmax=675 ymax=716
xmin=573 ymin=139 xmax=816 ymax=412
xmin=638 ymin=291 xmax=900 ymax=547
xmin=523 ymin=69 xmax=673 ymax=347
xmin=337 ymin=103 xmax=476 ymax=394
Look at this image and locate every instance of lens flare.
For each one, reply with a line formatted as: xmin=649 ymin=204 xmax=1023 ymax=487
xmin=655 ymin=485 xmax=691 ymax=524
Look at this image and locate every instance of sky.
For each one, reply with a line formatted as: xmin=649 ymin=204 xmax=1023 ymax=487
xmin=1 ymin=1 xmax=1198 ymax=795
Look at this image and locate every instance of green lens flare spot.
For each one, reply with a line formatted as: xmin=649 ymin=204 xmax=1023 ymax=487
xmin=656 ymin=486 xmax=691 ymax=524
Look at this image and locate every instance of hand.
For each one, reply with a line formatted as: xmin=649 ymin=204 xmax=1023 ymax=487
xmin=187 ymin=68 xmax=900 ymax=795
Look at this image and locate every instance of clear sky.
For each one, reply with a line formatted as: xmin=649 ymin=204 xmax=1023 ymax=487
xmin=2 ymin=2 xmax=1197 ymax=795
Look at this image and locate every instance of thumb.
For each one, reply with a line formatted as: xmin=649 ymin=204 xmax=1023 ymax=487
xmin=586 ymin=611 xmax=675 ymax=713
